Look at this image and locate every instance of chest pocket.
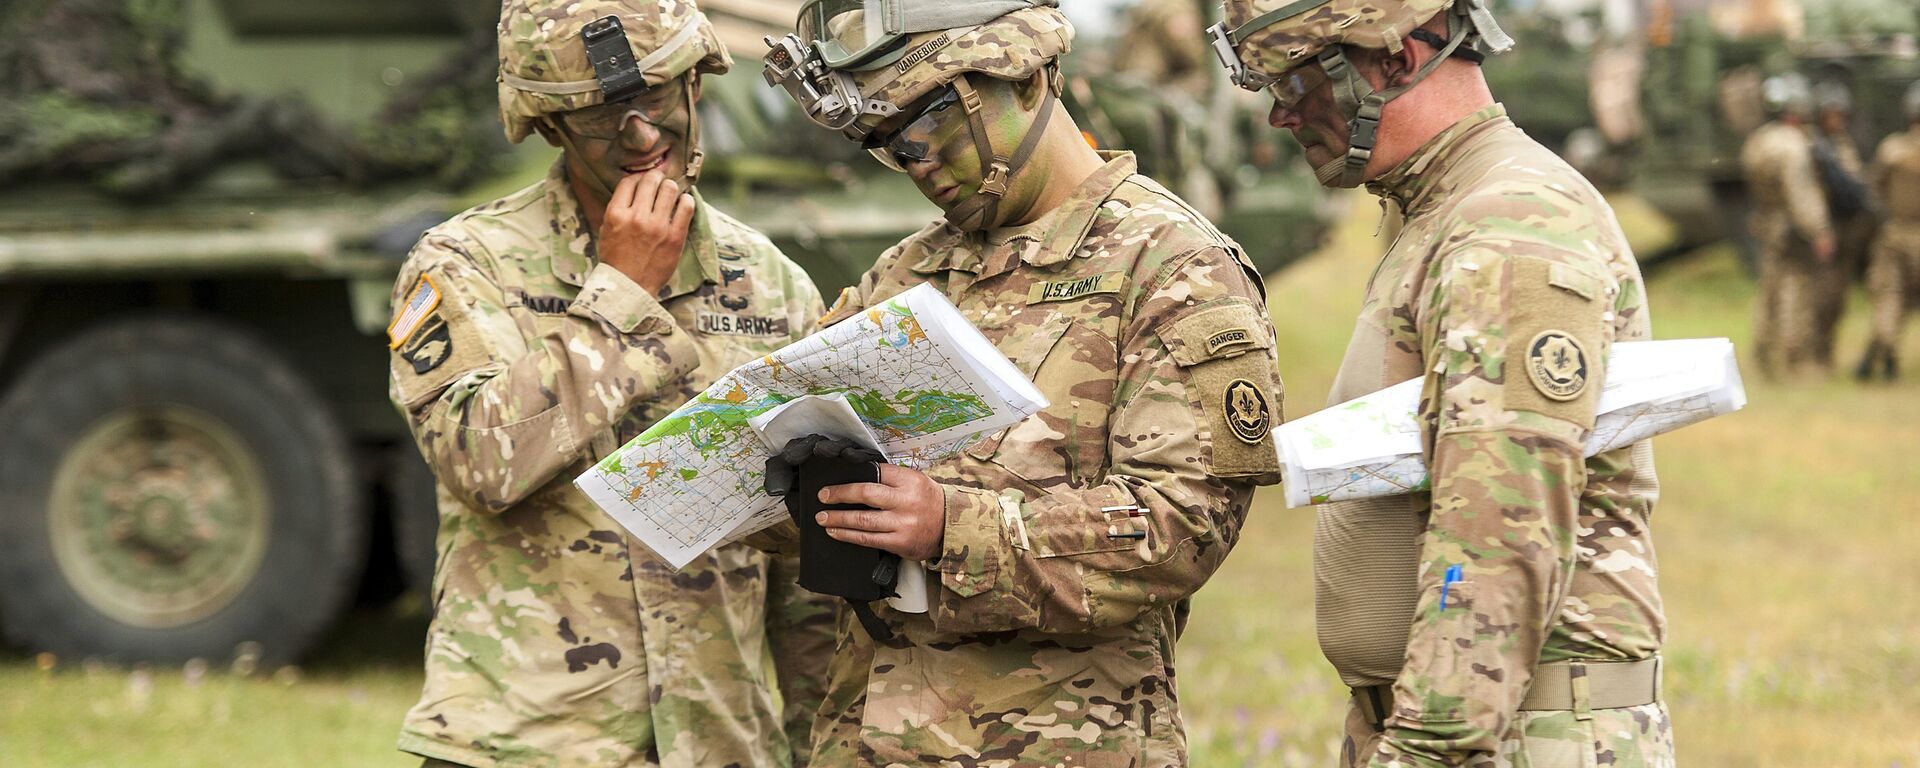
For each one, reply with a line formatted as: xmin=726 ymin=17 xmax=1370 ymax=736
xmin=964 ymin=303 xmax=1120 ymax=492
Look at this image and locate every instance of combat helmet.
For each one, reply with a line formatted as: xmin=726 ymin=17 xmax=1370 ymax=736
xmin=1207 ymin=0 xmax=1514 ymax=188
xmin=1762 ymin=72 xmax=1813 ymax=118
xmin=1904 ymin=81 xmax=1920 ymax=121
xmin=1813 ymin=80 xmax=1851 ymax=115
xmin=497 ymin=0 xmax=732 ymax=185
xmin=763 ymin=1 xmax=1073 ymax=230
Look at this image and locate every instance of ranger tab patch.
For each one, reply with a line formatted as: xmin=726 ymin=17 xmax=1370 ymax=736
xmin=1205 ymin=328 xmax=1254 ymax=356
xmin=1027 ymin=272 xmax=1126 ymax=304
xmin=1526 ymin=330 xmax=1589 ymax=401
xmin=388 ymin=276 xmax=441 ymax=349
xmin=1224 ymin=379 xmax=1271 ymax=445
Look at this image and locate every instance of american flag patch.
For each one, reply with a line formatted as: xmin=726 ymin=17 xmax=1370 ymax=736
xmin=387 ymin=276 xmax=441 ymax=349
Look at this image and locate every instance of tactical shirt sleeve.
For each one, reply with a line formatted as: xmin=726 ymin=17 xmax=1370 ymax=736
xmin=387 ymin=234 xmax=698 ymax=513
xmin=929 ymin=245 xmax=1284 ymax=635
xmin=1781 ymin=137 xmax=1833 ymax=242
xmin=1369 ymin=244 xmax=1611 ymax=767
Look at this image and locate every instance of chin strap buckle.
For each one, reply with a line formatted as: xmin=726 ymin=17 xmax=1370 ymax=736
xmin=980 ymin=161 xmax=1012 ymax=197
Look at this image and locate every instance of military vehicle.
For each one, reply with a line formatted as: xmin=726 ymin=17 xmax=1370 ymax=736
xmin=0 ymin=0 xmax=1329 ymax=666
xmin=1486 ymin=0 xmax=1920 ymax=268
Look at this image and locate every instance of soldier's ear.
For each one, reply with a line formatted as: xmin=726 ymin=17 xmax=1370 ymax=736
xmin=1379 ymin=41 xmax=1420 ymax=89
xmin=1012 ymin=70 xmax=1047 ymax=113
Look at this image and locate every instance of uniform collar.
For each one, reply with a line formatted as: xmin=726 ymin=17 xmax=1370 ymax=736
xmin=909 ymin=151 xmax=1139 ymax=277
xmin=1367 ymin=104 xmax=1510 ymax=218
xmin=548 ymin=158 xmax=721 ymax=297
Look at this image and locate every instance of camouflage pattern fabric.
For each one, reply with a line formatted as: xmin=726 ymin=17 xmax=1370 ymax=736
xmin=766 ymin=554 xmax=839 ymax=765
xmin=1317 ymin=105 xmax=1671 ymax=767
xmin=830 ymin=6 xmax=1072 ymax=140
xmin=796 ymin=152 xmax=1284 ymax=767
xmin=1222 ymin=0 xmax=1451 ymax=78
xmin=1742 ymin=120 xmax=1834 ymax=377
xmin=1867 ymin=128 xmax=1920 ymax=354
xmin=388 ymin=159 xmax=833 ymax=768
xmin=496 ymin=0 xmax=731 ymax=144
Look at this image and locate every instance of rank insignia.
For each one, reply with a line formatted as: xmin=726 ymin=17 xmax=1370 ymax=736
xmin=1224 ymin=378 xmax=1270 ymax=445
xmin=1526 ymin=330 xmax=1589 ymax=401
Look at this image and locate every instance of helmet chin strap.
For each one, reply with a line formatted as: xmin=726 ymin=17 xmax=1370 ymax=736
xmin=942 ymin=71 xmax=1057 ymax=231
xmin=1316 ymin=5 xmax=1477 ymax=189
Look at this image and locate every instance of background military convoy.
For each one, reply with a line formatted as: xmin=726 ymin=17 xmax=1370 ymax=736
xmin=0 ymin=0 xmax=1912 ymax=665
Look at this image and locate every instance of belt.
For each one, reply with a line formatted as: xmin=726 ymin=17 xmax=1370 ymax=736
xmin=1352 ymin=656 xmax=1662 ymax=731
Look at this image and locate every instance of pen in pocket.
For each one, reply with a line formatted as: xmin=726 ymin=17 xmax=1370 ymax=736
xmin=1439 ymin=564 xmax=1464 ymax=611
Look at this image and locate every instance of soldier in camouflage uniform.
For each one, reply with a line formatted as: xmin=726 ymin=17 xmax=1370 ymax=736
xmin=1741 ymin=73 xmax=1836 ymax=379
xmin=1212 ymin=1 xmax=1673 ymax=765
xmin=759 ymin=2 xmax=1285 ymax=764
xmin=1857 ymin=83 xmax=1920 ymax=381
xmin=388 ymin=1 xmax=834 ymax=765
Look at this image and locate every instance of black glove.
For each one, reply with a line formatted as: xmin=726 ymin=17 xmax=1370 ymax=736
xmin=765 ymin=434 xmax=900 ymax=639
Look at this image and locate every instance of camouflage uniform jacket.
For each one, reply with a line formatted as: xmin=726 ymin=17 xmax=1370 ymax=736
xmin=807 ymin=153 xmax=1284 ymax=767
xmin=1317 ymin=106 xmax=1664 ymax=765
xmin=388 ymin=160 xmax=824 ymax=768
xmin=1742 ymin=121 xmax=1832 ymax=244
xmin=1872 ymin=128 xmax=1920 ymax=223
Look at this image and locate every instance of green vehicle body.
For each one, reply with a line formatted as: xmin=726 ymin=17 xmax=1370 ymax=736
xmin=1487 ymin=0 xmax=1920 ymax=267
xmin=0 ymin=0 xmax=1330 ymax=664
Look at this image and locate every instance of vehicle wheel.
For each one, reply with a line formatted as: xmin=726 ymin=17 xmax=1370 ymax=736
xmin=0 ymin=315 xmax=364 ymax=665
xmin=390 ymin=445 xmax=440 ymax=597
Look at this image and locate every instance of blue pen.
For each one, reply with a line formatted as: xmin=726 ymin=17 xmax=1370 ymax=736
xmin=1439 ymin=564 xmax=1464 ymax=611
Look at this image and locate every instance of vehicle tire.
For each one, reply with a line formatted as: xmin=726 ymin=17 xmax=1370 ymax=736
xmin=0 ymin=314 xmax=364 ymax=666
xmin=390 ymin=445 xmax=440 ymax=598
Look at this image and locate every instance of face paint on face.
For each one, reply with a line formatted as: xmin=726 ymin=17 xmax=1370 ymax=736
xmin=1265 ymin=61 xmax=1348 ymax=176
xmin=558 ymin=76 xmax=697 ymax=200
xmin=868 ymin=76 xmax=1050 ymax=221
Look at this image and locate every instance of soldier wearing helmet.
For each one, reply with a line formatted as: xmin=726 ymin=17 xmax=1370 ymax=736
xmin=1857 ymin=81 xmax=1920 ymax=380
xmin=1743 ymin=71 xmax=1837 ymax=378
xmin=1810 ymin=80 xmax=1874 ymax=370
xmin=758 ymin=1 xmax=1285 ymax=764
xmin=1212 ymin=1 xmax=1672 ymax=766
xmin=389 ymin=1 xmax=835 ymax=765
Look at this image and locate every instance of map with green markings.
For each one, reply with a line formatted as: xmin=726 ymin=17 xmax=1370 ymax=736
xmin=576 ymin=284 xmax=1046 ymax=569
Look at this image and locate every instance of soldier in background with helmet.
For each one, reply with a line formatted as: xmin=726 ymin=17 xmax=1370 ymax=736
xmin=387 ymin=0 xmax=834 ymax=765
xmin=1857 ymin=83 xmax=1920 ymax=381
xmin=1742 ymin=72 xmax=1836 ymax=379
xmin=1211 ymin=0 xmax=1673 ymax=765
xmin=1811 ymin=80 xmax=1875 ymax=370
xmin=760 ymin=1 xmax=1285 ymax=764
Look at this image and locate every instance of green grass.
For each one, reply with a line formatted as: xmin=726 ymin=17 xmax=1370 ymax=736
xmin=5 ymin=193 xmax=1920 ymax=766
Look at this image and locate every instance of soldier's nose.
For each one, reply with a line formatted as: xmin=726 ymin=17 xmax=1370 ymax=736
xmin=619 ymin=113 xmax=662 ymax=151
xmin=1268 ymin=101 xmax=1301 ymax=131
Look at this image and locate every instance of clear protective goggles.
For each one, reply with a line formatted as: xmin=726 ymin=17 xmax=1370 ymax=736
xmin=555 ymin=77 xmax=687 ymax=140
xmin=797 ymin=0 xmax=907 ymax=71
xmin=860 ymin=84 xmax=963 ymax=171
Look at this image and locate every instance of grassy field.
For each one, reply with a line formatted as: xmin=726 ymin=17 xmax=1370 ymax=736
xmin=4 ymin=195 xmax=1919 ymax=766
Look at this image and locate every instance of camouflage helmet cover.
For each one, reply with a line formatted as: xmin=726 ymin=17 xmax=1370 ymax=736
xmin=1221 ymin=0 xmax=1452 ymax=82
xmin=497 ymin=0 xmax=732 ymax=144
xmin=1907 ymin=81 xmax=1920 ymax=119
xmin=1762 ymin=71 xmax=1812 ymax=117
xmin=838 ymin=6 xmax=1073 ymax=139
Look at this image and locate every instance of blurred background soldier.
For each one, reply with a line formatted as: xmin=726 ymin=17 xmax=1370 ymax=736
xmin=762 ymin=1 xmax=1284 ymax=764
xmin=1857 ymin=83 xmax=1920 ymax=381
xmin=388 ymin=1 xmax=833 ymax=765
xmin=1810 ymin=79 xmax=1875 ymax=369
xmin=1213 ymin=0 xmax=1673 ymax=765
xmin=1742 ymin=72 xmax=1834 ymax=378
xmin=1113 ymin=0 xmax=1211 ymax=94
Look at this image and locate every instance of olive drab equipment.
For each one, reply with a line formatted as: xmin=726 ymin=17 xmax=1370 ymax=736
xmin=496 ymin=0 xmax=732 ymax=193
xmin=1206 ymin=0 xmax=1514 ymax=188
xmin=762 ymin=1 xmax=1073 ymax=230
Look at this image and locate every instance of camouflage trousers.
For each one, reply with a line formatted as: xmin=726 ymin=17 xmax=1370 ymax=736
xmin=1751 ymin=214 xmax=1827 ymax=377
xmin=1339 ymin=698 xmax=1676 ymax=768
xmin=766 ymin=554 xmax=840 ymax=764
xmin=1866 ymin=220 xmax=1920 ymax=349
xmin=1812 ymin=212 xmax=1878 ymax=365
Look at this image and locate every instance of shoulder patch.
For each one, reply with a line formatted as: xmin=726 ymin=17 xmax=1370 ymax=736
xmin=1526 ymin=330 xmax=1590 ymax=401
xmin=399 ymin=316 xmax=454 ymax=374
xmin=1224 ymin=379 xmax=1271 ymax=445
xmin=388 ymin=276 xmax=441 ymax=349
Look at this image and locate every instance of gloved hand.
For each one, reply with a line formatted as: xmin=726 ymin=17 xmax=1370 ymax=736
xmin=766 ymin=434 xmax=900 ymax=638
